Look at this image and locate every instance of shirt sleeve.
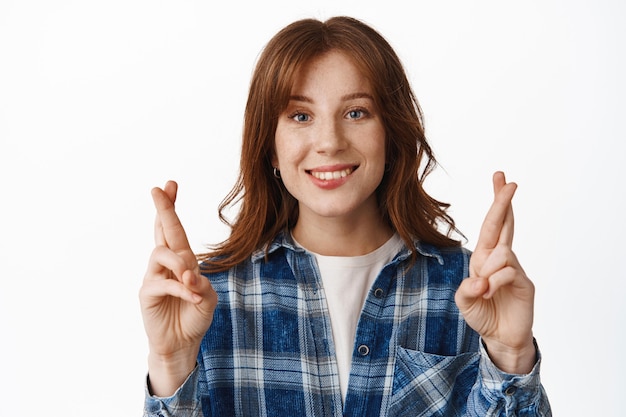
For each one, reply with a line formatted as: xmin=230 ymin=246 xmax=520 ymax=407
xmin=143 ymin=365 xmax=203 ymax=417
xmin=471 ymin=339 xmax=552 ymax=416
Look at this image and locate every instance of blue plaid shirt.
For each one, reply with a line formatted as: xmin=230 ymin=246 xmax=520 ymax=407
xmin=144 ymin=232 xmax=551 ymax=416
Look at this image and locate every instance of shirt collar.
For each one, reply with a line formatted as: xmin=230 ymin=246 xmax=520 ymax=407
xmin=251 ymin=230 xmax=445 ymax=265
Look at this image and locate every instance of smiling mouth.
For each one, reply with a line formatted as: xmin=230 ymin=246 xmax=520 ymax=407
xmin=308 ymin=166 xmax=358 ymax=180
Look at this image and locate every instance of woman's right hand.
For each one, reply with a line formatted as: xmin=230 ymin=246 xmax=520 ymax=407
xmin=139 ymin=181 xmax=217 ymax=396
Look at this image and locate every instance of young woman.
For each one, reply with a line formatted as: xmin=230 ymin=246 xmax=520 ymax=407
xmin=140 ymin=16 xmax=551 ymax=416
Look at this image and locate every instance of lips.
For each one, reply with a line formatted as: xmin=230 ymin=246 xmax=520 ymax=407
xmin=306 ymin=165 xmax=359 ymax=189
xmin=309 ymin=167 xmax=354 ymax=180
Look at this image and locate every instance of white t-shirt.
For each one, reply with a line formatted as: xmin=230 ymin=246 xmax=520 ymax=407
xmin=295 ymin=233 xmax=404 ymax=402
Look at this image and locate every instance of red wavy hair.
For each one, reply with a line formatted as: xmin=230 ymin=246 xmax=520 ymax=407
xmin=200 ymin=16 xmax=461 ymax=271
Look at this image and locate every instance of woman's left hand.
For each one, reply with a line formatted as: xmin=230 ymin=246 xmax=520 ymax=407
xmin=455 ymin=171 xmax=537 ymax=374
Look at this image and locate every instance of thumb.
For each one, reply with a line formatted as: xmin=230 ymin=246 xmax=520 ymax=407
xmin=182 ymin=270 xmax=218 ymax=307
xmin=455 ymin=276 xmax=489 ymax=311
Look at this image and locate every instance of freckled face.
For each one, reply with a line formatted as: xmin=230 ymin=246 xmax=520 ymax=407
xmin=273 ymin=50 xmax=386 ymax=226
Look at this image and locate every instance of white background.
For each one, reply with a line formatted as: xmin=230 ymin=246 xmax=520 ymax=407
xmin=1 ymin=0 xmax=624 ymax=415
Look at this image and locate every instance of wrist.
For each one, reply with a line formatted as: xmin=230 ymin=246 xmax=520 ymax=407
xmin=147 ymin=347 xmax=199 ymax=397
xmin=482 ymin=337 xmax=537 ymax=374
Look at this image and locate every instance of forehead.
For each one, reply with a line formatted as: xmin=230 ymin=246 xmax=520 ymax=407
xmin=290 ymin=50 xmax=373 ymax=95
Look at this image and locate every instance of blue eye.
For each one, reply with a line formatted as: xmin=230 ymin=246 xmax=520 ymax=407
xmin=348 ymin=110 xmax=365 ymax=119
xmin=291 ymin=113 xmax=310 ymax=122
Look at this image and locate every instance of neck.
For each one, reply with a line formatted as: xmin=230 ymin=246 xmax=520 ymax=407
xmin=292 ymin=212 xmax=393 ymax=257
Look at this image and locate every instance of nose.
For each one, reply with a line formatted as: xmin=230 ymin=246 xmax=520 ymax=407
xmin=314 ymin=117 xmax=347 ymax=155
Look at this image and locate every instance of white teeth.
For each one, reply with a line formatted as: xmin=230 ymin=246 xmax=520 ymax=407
xmin=311 ymin=167 xmax=353 ymax=180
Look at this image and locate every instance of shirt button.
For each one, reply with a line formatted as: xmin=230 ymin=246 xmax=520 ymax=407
xmin=504 ymin=386 xmax=517 ymax=396
xmin=358 ymin=344 xmax=370 ymax=356
xmin=373 ymin=288 xmax=384 ymax=298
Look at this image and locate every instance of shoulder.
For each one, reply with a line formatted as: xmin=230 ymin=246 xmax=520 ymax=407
xmin=199 ymin=234 xmax=302 ymax=286
xmin=414 ymin=240 xmax=471 ymax=264
xmin=411 ymin=241 xmax=472 ymax=286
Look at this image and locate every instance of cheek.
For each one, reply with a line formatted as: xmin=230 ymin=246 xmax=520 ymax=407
xmin=274 ymin=137 xmax=306 ymax=169
xmin=272 ymin=132 xmax=286 ymax=168
xmin=273 ymin=143 xmax=290 ymax=169
xmin=369 ymin=130 xmax=387 ymax=165
xmin=273 ymin=125 xmax=289 ymax=166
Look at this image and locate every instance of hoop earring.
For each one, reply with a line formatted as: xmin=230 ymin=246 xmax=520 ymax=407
xmin=273 ymin=167 xmax=281 ymax=179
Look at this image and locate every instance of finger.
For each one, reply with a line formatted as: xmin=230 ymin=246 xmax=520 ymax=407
xmin=140 ymin=276 xmax=203 ymax=305
xmin=153 ymin=181 xmax=178 ymax=247
xmin=455 ymin=276 xmax=489 ymax=310
xmin=494 ymin=172 xmax=516 ymax=247
xmin=492 ymin=171 xmax=506 ymax=194
xmin=476 ymin=245 xmax=521 ymax=280
xmin=154 ymin=214 xmax=165 ymax=247
xmin=481 ymin=266 xmax=519 ymax=299
xmin=151 ymin=184 xmax=193 ymax=253
xmin=498 ymin=203 xmax=515 ymax=247
xmin=163 ymin=180 xmax=178 ymax=203
xmin=181 ymin=269 xmax=218 ymax=307
xmin=475 ymin=172 xmax=517 ymax=251
xmin=146 ymin=245 xmax=193 ymax=283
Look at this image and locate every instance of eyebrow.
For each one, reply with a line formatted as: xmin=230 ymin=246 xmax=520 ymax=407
xmin=288 ymin=92 xmax=375 ymax=103
xmin=341 ymin=92 xmax=374 ymax=101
